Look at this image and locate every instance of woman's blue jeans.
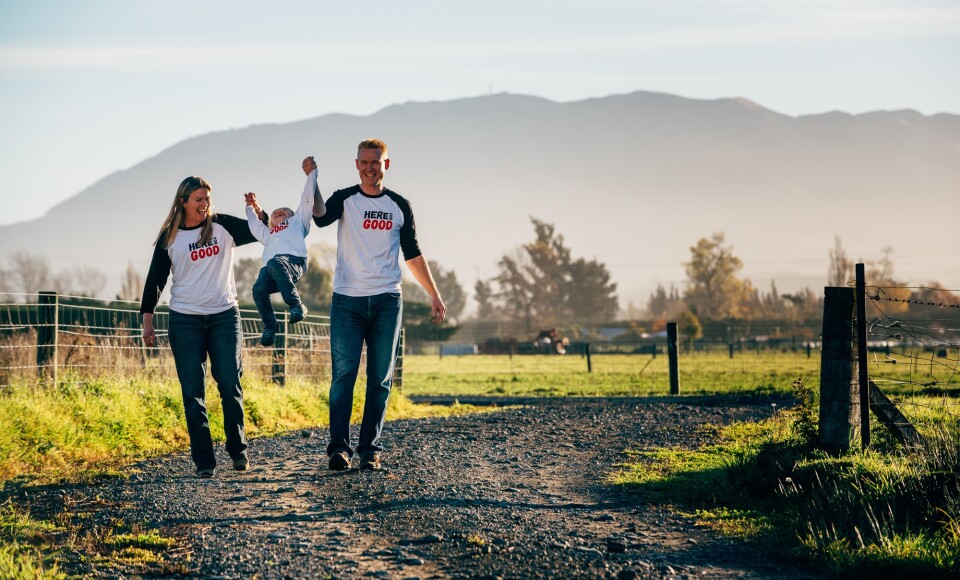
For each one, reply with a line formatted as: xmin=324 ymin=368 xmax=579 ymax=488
xmin=328 ymin=292 xmax=402 ymax=458
xmin=168 ymin=307 xmax=246 ymax=471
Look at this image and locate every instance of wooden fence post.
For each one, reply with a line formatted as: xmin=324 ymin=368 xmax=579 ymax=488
xmin=37 ymin=291 xmax=58 ymax=385
xmin=271 ymin=313 xmax=287 ymax=386
xmin=819 ymin=286 xmax=859 ymax=454
xmin=585 ymin=343 xmax=592 ymax=373
xmin=667 ymin=322 xmax=679 ymax=395
xmin=37 ymin=292 xmax=60 ymax=385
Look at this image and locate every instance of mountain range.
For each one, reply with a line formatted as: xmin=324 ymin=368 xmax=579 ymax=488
xmin=2 ymin=90 xmax=958 ymax=312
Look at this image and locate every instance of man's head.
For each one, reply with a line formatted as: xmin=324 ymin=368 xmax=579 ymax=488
xmin=269 ymin=207 xmax=294 ymax=228
xmin=356 ymin=138 xmax=390 ymax=191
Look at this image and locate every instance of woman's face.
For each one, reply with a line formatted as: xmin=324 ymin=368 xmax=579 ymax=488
xmin=181 ymin=187 xmax=211 ymax=226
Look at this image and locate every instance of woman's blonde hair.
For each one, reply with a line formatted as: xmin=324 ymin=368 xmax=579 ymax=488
xmin=155 ymin=176 xmax=214 ymax=248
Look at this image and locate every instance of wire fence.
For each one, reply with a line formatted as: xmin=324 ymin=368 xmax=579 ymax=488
xmin=865 ymin=284 xmax=960 ymax=420
xmin=1 ymin=290 xmax=830 ymax=395
xmin=0 ymin=292 xmax=334 ymax=388
xmin=403 ymin=331 xmax=825 ymax=396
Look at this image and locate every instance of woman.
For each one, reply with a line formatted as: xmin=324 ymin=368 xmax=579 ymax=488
xmin=141 ymin=176 xmax=257 ymax=478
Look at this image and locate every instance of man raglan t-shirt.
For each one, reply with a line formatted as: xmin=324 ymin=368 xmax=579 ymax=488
xmin=314 ymin=186 xmax=421 ymax=297
xmin=140 ymin=214 xmax=257 ymax=315
xmin=246 ymin=169 xmax=316 ymax=264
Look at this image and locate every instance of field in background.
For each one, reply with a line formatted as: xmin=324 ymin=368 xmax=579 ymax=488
xmin=400 ymin=351 xmax=957 ymax=399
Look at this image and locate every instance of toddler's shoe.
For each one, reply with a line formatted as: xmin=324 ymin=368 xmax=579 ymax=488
xmin=260 ymin=328 xmax=275 ymax=347
xmin=289 ymin=304 xmax=307 ymax=324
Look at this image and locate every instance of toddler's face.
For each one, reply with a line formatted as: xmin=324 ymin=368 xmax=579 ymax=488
xmin=270 ymin=208 xmax=293 ymax=227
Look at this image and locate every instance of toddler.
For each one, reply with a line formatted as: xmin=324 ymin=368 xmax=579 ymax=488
xmin=244 ymin=167 xmax=317 ymax=346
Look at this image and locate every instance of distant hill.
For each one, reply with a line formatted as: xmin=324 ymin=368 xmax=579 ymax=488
xmin=2 ymin=91 xmax=958 ymax=310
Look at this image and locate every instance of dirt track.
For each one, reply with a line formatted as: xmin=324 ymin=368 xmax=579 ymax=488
xmin=11 ymin=396 xmax=821 ymax=578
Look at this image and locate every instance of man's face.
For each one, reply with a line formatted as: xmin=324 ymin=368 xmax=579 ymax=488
xmin=356 ymin=147 xmax=389 ymax=188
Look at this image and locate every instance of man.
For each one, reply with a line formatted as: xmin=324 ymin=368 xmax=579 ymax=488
xmin=308 ymin=139 xmax=446 ymax=471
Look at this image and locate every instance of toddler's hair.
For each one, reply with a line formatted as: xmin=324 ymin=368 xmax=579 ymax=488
xmin=268 ymin=206 xmax=294 ymax=228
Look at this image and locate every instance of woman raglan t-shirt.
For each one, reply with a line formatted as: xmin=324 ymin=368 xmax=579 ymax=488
xmin=313 ymin=186 xmax=421 ymax=297
xmin=140 ymin=214 xmax=257 ymax=315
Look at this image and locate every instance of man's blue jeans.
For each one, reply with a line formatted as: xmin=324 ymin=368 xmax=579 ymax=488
xmin=328 ymin=292 xmax=402 ymax=458
xmin=168 ymin=307 xmax=246 ymax=470
xmin=252 ymin=255 xmax=306 ymax=331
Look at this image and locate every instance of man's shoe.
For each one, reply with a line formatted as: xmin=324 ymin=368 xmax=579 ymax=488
xmin=328 ymin=451 xmax=350 ymax=471
xmin=359 ymin=452 xmax=382 ymax=471
xmin=260 ymin=328 xmax=275 ymax=347
xmin=232 ymin=455 xmax=248 ymax=471
xmin=289 ymin=304 xmax=307 ymax=324
xmin=197 ymin=467 xmax=215 ymax=479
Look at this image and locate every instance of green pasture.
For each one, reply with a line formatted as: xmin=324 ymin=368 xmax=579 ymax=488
xmin=400 ymin=350 xmax=957 ymax=398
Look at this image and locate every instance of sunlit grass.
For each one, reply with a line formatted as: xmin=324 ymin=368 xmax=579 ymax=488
xmin=0 ymin=371 xmax=481 ymax=483
xmin=612 ymin=390 xmax=960 ymax=577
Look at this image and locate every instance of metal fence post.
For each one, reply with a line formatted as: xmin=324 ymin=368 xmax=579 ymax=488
xmin=37 ymin=291 xmax=59 ymax=385
xmin=394 ymin=327 xmax=405 ymax=390
xmin=667 ymin=322 xmax=679 ymax=395
xmin=855 ymin=263 xmax=870 ymax=449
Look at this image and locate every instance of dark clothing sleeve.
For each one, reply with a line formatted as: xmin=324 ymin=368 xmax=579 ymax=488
xmin=387 ymin=191 xmax=422 ymax=261
xmin=140 ymin=242 xmax=171 ymax=314
xmin=313 ymin=187 xmax=350 ymax=228
xmin=214 ymin=213 xmax=258 ymax=246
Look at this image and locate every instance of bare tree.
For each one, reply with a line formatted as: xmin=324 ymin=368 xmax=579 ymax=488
xmin=118 ymin=262 xmax=144 ymax=302
xmin=0 ymin=268 xmax=11 ymax=293
xmin=51 ymin=270 xmax=76 ymax=295
xmin=827 ymin=235 xmax=853 ymax=287
xmin=8 ymin=252 xmax=51 ymax=295
xmin=71 ymin=265 xmax=107 ymax=297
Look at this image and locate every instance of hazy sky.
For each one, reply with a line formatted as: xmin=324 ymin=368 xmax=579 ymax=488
xmin=1 ymin=0 xmax=957 ymax=227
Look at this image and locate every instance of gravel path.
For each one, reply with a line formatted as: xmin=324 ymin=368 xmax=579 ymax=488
xmin=12 ymin=396 xmax=821 ymax=579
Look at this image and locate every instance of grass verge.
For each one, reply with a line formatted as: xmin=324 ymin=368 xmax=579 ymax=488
xmin=612 ymin=380 xmax=960 ymax=577
xmin=0 ymin=372 xmax=484 ymax=575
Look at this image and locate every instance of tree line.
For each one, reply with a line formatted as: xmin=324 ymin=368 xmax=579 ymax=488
xmin=2 ymin=226 xmax=958 ymax=343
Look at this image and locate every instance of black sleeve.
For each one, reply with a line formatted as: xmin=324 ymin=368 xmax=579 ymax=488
xmin=313 ymin=187 xmax=350 ymax=228
xmin=214 ymin=213 xmax=258 ymax=246
xmin=140 ymin=242 xmax=172 ymax=314
xmin=388 ymin=191 xmax=422 ymax=261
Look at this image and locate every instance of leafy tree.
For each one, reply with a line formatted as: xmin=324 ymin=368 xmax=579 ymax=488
xmin=234 ymin=257 xmax=262 ymax=306
xmin=402 ymin=260 xmax=467 ymax=321
xmin=402 ymin=301 xmax=459 ymax=342
xmin=567 ymin=257 xmax=618 ymax=324
xmin=474 ymin=279 xmax=497 ymax=320
xmin=478 ymin=217 xmax=618 ymax=330
xmin=676 ymin=309 xmax=703 ymax=342
xmin=911 ymin=282 xmax=960 ymax=307
xmin=298 ymin=255 xmax=333 ymax=312
xmin=683 ymin=233 xmax=746 ymax=320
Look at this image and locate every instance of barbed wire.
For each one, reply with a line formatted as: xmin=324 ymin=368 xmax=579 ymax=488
xmin=864 ymin=285 xmax=960 ymax=425
xmin=868 ymin=286 xmax=960 ymax=309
